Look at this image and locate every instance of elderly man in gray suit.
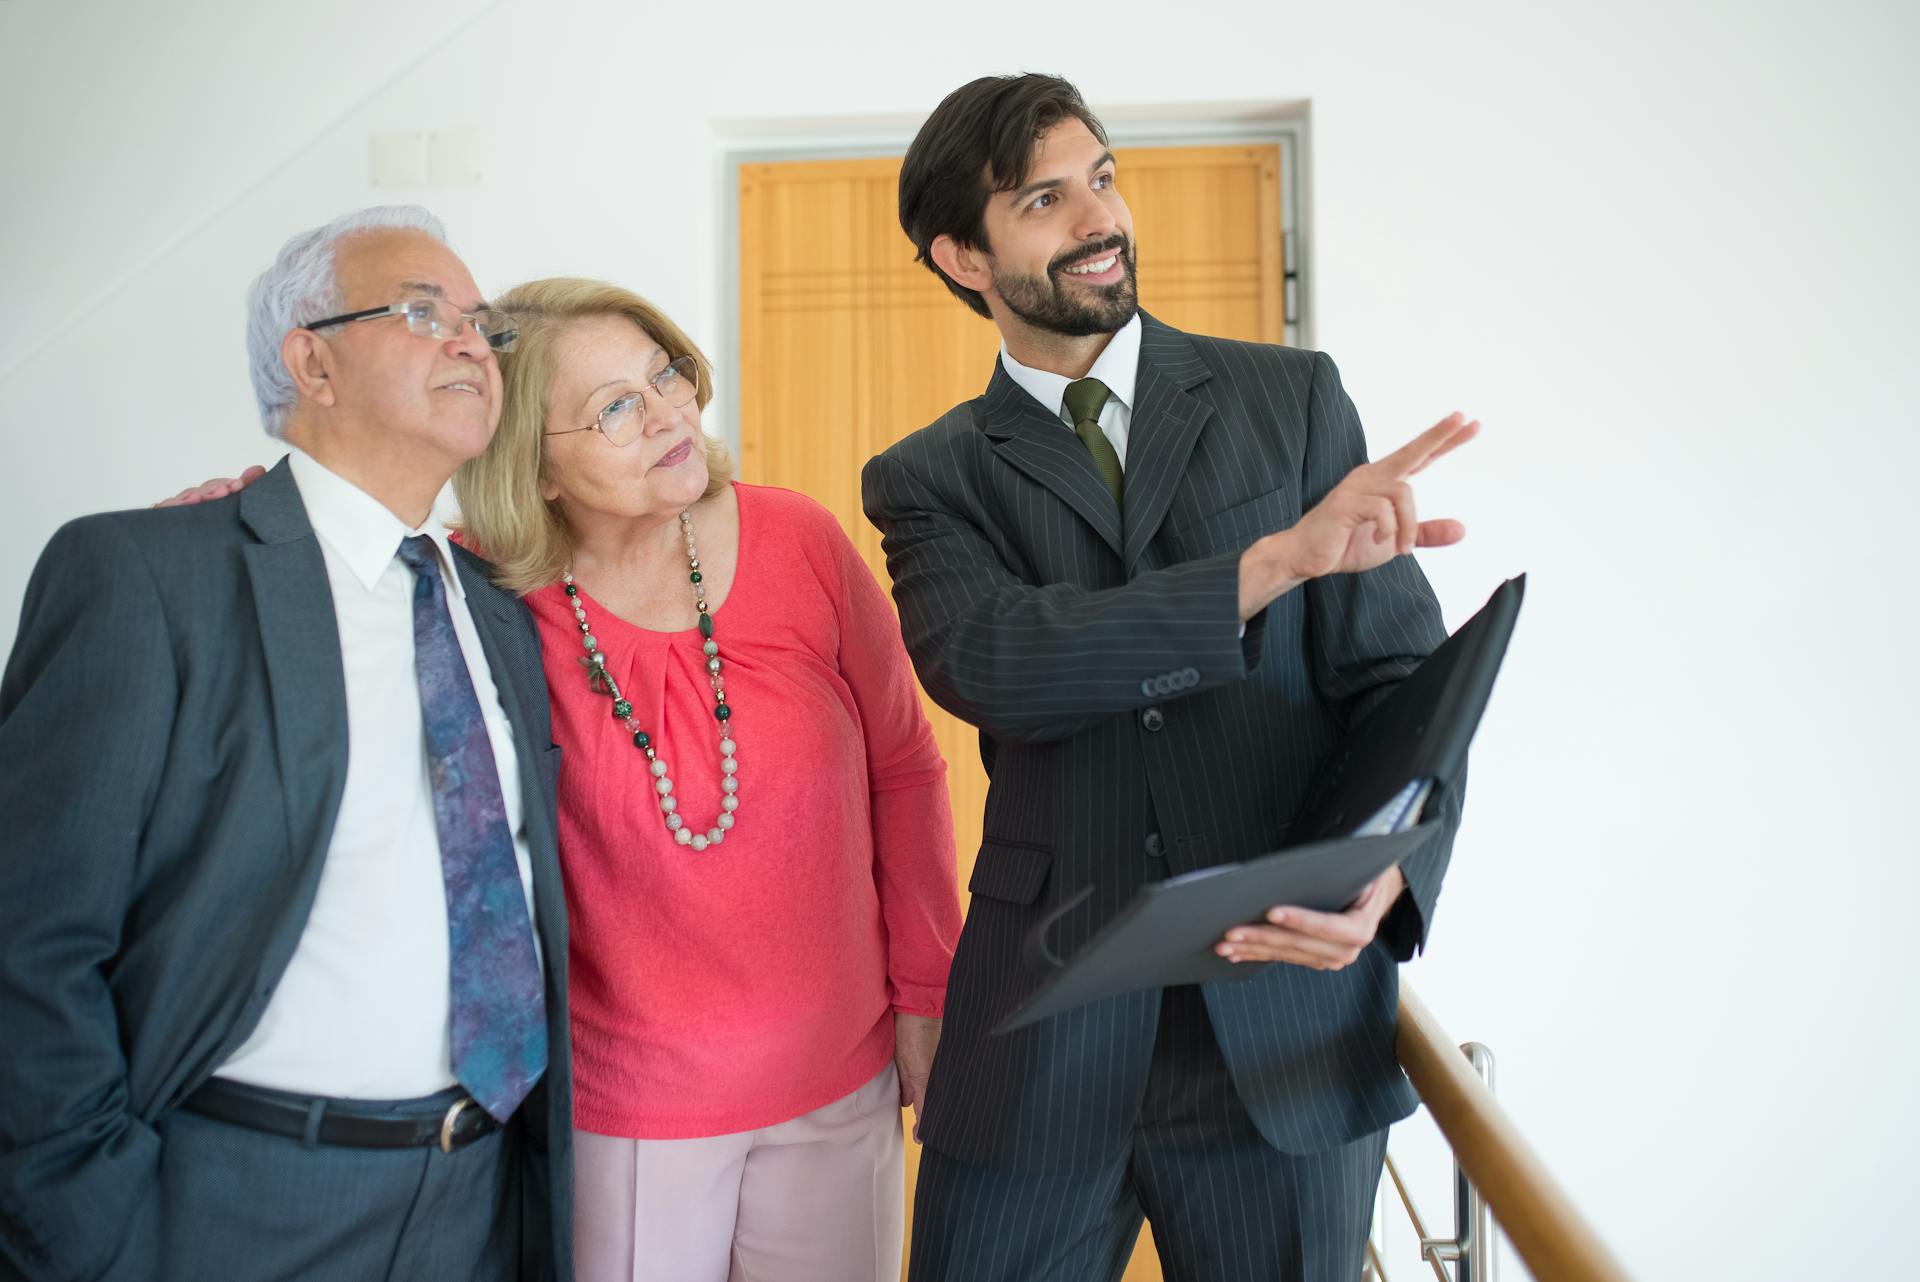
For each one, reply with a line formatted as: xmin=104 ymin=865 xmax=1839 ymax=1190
xmin=866 ymin=76 xmax=1480 ymax=1281
xmin=0 ymin=207 xmax=571 ymax=1282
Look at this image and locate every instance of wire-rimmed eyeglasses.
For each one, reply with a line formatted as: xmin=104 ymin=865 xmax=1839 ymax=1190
xmin=543 ymin=356 xmax=700 ymax=447
xmin=303 ymin=297 xmax=518 ymax=352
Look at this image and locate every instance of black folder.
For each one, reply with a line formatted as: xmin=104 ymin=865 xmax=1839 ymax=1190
xmin=993 ymin=576 xmax=1525 ymax=1034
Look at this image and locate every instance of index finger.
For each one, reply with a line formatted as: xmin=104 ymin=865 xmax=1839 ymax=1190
xmin=1381 ymin=413 xmax=1480 ymax=479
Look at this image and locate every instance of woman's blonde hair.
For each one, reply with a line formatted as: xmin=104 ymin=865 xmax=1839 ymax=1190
xmin=454 ymin=276 xmax=734 ymax=595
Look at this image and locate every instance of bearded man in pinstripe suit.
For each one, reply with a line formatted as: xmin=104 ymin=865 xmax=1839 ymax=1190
xmin=862 ymin=74 xmax=1480 ymax=1282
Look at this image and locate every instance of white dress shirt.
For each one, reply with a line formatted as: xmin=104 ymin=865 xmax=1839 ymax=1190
xmin=998 ymin=312 xmax=1144 ymax=469
xmin=218 ymin=447 xmax=538 ymax=1100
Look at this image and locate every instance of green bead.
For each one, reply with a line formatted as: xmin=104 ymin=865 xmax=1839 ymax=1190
xmin=689 ymin=571 xmax=703 ymax=584
xmin=698 ymin=614 xmax=714 ymax=638
xmin=634 ymin=731 xmax=650 ymax=749
xmin=564 ymin=583 xmax=577 ymax=596
xmin=715 ymin=703 xmax=731 ymax=722
xmin=612 ymin=700 xmax=632 ymax=719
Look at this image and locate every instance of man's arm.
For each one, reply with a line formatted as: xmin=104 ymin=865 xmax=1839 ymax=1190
xmin=862 ymin=447 xmax=1256 ymax=745
xmin=0 ymin=516 xmax=176 ymax=1281
xmin=861 ymin=397 xmax=1474 ymax=748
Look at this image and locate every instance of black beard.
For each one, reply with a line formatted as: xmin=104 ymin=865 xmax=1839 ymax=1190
xmin=992 ymin=236 xmax=1139 ymax=338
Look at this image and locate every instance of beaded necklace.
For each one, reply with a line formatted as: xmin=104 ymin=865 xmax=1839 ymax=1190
xmin=564 ymin=509 xmax=738 ymax=851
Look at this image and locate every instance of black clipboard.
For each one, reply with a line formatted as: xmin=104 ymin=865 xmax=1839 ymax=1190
xmin=993 ymin=576 xmax=1525 ymax=1035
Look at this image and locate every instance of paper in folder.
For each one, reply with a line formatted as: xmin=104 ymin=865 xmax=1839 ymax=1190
xmin=993 ymin=576 xmax=1525 ymax=1034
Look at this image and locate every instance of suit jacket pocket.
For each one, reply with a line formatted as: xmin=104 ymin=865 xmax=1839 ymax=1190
xmin=968 ymin=840 xmax=1054 ymax=905
xmin=1170 ymin=488 xmax=1293 ymax=558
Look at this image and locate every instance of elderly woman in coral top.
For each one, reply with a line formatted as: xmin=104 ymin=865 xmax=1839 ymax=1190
xmin=455 ymin=278 xmax=960 ymax=1281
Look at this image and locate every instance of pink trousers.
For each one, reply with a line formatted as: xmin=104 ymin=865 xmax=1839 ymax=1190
xmin=573 ymin=1064 xmax=905 ymax=1282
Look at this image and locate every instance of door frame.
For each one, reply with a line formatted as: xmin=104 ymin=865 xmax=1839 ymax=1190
xmin=711 ymin=98 xmax=1315 ymax=453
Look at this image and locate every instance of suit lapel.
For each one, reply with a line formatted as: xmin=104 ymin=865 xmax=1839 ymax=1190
xmin=978 ymin=360 xmax=1124 ymax=560
xmin=239 ymin=459 xmax=350 ymax=879
xmin=455 ymin=555 xmax=540 ymax=777
xmin=1121 ymin=316 xmax=1216 ymax=574
xmin=454 ymin=554 xmax=550 ymax=838
xmin=454 ymin=553 xmax=567 ymax=964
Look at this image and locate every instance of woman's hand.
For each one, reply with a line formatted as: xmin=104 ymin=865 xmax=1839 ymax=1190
xmin=893 ymin=1013 xmax=942 ymax=1142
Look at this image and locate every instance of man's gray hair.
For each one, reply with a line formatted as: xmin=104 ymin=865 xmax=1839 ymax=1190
xmin=246 ymin=205 xmax=449 ymax=438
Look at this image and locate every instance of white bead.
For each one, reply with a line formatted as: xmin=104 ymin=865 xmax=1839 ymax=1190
xmin=721 ymin=795 xmax=739 ymax=812
xmin=707 ymin=658 xmax=721 ymax=674
xmin=655 ymin=777 xmax=673 ymax=796
xmin=650 ymin=759 xmax=668 ymax=777
xmin=665 ymin=813 xmax=683 ymax=830
xmin=717 ymin=813 xmax=735 ymax=830
xmin=721 ymin=776 xmax=738 ymax=794
xmin=720 ymin=738 xmax=736 ymax=756
xmin=659 ymin=795 xmax=677 ymax=813
xmin=674 ymin=826 xmax=693 ymax=845
xmin=690 ymin=835 xmax=709 ymax=852
xmin=721 ymin=758 xmax=738 ymax=775
xmin=707 ymin=828 xmax=723 ymax=844
xmin=592 ymin=652 xmax=606 ymax=666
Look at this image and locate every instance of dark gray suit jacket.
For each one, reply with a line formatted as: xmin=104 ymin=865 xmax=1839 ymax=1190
xmin=0 ymin=459 xmax=573 ymax=1281
xmin=861 ymin=314 xmax=1461 ymax=1173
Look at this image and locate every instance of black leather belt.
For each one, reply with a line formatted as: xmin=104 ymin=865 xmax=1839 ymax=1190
xmin=183 ymin=1079 xmax=500 ymax=1153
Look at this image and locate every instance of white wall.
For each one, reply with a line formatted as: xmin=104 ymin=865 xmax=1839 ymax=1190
xmin=3 ymin=1 xmax=1915 ymax=1276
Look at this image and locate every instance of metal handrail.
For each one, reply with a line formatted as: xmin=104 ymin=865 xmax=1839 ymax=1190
xmin=1392 ymin=984 xmax=1634 ymax=1282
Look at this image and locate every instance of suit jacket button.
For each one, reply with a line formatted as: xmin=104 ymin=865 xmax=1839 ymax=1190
xmin=1139 ymin=677 xmax=1156 ymax=696
xmin=1144 ymin=831 xmax=1165 ymax=858
xmin=1181 ymin=666 xmax=1200 ymax=686
xmin=1140 ymin=706 xmax=1165 ymax=732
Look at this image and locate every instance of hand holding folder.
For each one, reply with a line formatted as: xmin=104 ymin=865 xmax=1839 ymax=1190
xmin=993 ymin=576 xmax=1525 ymax=1035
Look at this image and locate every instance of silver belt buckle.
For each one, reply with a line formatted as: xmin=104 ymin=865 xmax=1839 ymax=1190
xmin=439 ymin=1098 xmax=475 ymax=1153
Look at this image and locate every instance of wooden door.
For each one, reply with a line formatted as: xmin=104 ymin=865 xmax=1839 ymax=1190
xmin=738 ymin=143 xmax=1286 ymax=1282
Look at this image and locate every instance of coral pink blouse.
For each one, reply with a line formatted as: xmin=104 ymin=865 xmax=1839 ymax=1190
xmin=525 ymin=483 xmax=959 ymax=1139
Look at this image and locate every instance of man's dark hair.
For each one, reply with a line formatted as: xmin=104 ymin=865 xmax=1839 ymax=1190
xmin=899 ymin=74 xmax=1110 ymax=319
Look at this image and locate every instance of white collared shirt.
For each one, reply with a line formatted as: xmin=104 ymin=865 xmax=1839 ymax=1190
xmin=217 ymin=447 xmax=538 ymax=1100
xmin=998 ymin=312 xmax=1144 ymax=469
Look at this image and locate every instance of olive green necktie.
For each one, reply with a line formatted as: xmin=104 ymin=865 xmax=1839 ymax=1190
xmin=1063 ymin=376 xmax=1123 ymax=507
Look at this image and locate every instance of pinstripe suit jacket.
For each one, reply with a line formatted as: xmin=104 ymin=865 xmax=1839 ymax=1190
xmin=860 ymin=314 xmax=1461 ymax=1173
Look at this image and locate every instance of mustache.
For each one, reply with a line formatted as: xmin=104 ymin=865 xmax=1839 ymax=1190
xmin=1050 ymin=235 xmax=1131 ymax=275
